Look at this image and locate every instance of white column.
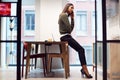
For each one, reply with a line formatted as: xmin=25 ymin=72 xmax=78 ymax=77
xmin=35 ymin=0 xmax=41 ymax=41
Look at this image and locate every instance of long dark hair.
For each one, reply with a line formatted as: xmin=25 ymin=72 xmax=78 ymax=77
xmin=62 ymin=3 xmax=73 ymax=13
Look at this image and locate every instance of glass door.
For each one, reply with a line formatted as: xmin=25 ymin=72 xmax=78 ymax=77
xmin=96 ymin=0 xmax=120 ymax=80
xmin=0 ymin=1 xmax=17 ymax=66
xmin=106 ymin=0 xmax=120 ymax=80
xmin=0 ymin=0 xmax=22 ymax=80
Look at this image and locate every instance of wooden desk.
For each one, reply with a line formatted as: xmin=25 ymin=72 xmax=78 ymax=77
xmin=24 ymin=41 xmax=69 ymax=78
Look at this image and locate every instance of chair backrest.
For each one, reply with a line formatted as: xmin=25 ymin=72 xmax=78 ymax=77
xmin=22 ymin=42 xmax=28 ymax=58
xmin=23 ymin=42 xmax=36 ymax=56
xmin=23 ymin=42 xmax=28 ymax=51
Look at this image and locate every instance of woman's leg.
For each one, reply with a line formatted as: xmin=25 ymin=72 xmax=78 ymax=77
xmin=60 ymin=35 xmax=86 ymax=65
xmin=60 ymin=35 xmax=92 ymax=78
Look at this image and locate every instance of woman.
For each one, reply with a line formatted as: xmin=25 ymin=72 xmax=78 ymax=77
xmin=58 ymin=3 xmax=93 ymax=78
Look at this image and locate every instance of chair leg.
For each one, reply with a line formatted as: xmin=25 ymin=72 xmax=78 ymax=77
xmin=25 ymin=57 xmax=30 ymax=79
xmin=66 ymin=55 xmax=70 ymax=77
xmin=61 ymin=58 xmax=64 ymax=68
xmin=64 ymin=55 xmax=70 ymax=79
xmin=21 ymin=48 xmax=25 ymax=78
xmin=50 ymin=58 xmax=52 ymax=72
xmin=42 ymin=57 xmax=46 ymax=77
xmin=47 ymin=56 xmax=52 ymax=72
xmin=63 ymin=58 xmax=68 ymax=79
xmin=93 ymin=65 xmax=96 ymax=72
xmin=35 ymin=58 xmax=37 ymax=69
xmin=21 ymin=59 xmax=24 ymax=77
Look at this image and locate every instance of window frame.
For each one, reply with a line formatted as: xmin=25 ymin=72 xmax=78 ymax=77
xmin=23 ymin=6 xmax=35 ymax=36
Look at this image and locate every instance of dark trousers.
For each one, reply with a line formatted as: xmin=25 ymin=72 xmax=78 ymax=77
xmin=60 ymin=35 xmax=87 ymax=66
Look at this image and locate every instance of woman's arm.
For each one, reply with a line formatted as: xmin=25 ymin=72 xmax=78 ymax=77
xmin=60 ymin=13 xmax=74 ymax=33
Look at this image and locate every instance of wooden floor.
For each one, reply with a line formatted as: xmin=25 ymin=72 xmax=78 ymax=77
xmin=0 ymin=66 xmax=98 ymax=80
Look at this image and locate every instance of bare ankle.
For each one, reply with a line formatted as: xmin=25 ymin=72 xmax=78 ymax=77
xmin=82 ymin=65 xmax=87 ymax=69
xmin=82 ymin=65 xmax=89 ymax=74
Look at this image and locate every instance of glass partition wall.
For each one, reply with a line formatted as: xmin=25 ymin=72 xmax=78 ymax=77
xmin=0 ymin=0 xmax=21 ymax=80
xmin=106 ymin=0 xmax=120 ymax=80
xmin=1 ymin=16 xmax=17 ymax=65
xmin=96 ymin=0 xmax=120 ymax=80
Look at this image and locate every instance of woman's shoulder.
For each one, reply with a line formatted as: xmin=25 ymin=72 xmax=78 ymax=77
xmin=59 ymin=13 xmax=67 ymax=18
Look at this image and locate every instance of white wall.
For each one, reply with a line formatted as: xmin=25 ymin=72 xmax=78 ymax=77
xmin=35 ymin=0 xmax=67 ymax=68
xmin=35 ymin=0 xmax=67 ymax=41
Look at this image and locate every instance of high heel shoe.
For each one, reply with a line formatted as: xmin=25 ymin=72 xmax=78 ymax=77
xmin=81 ymin=69 xmax=93 ymax=78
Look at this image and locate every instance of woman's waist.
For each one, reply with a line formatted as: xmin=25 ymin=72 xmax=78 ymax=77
xmin=60 ymin=33 xmax=71 ymax=37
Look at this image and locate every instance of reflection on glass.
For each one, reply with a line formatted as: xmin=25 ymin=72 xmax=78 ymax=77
xmin=2 ymin=0 xmax=18 ymax=2
xmin=106 ymin=0 xmax=120 ymax=40
xmin=107 ymin=43 xmax=120 ymax=80
xmin=97 ymin=42 xmax=103 ymax=80
xmin=96 ymin=0 xmax=103 ymax=41
xmin=96 ymin=0 xmax=103 ymax=80
xmin=106 ymin=0 xmax=119 ymax=18
xmin=0 ymin=17 xmax=17 ymax=41
xmin=8 ymin=17 xmax=17 ymax=41
xmin=0 ymin=43 xmax=17 ymax=66
xmin=106 ymin=0 xmax=120 ymax=80
xmin=6 ymin=43 xmax=17 ymax=65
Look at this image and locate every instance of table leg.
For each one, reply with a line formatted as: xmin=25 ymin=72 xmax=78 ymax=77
xmin=44 ymin=44 xmax=55 ymax=77
xmin=25 ymin=43 xmax=31 ymax=79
